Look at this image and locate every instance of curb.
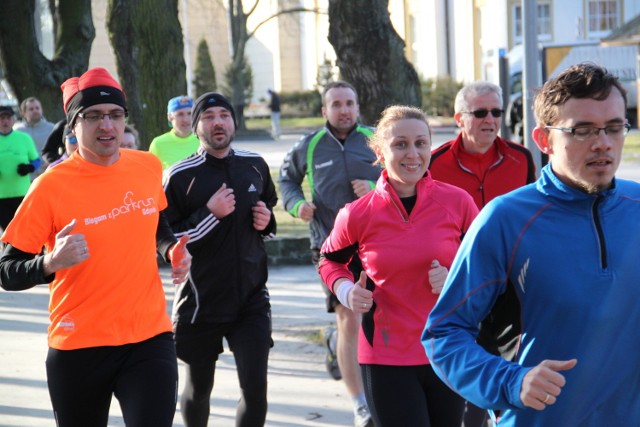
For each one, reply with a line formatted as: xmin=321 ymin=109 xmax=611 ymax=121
xmin=265 ymin=236 xmax=311 ymax=266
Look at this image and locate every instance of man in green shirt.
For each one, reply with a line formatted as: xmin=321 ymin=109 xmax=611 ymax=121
xmin=0 ymin=106 xmax=40 ymax=230
xmin=149 ymin=95 xmax=199 ymax=169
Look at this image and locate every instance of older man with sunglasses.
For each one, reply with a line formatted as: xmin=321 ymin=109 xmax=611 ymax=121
xmin=429 ymin=80 xmax=536 ymax=427
xmin=430 ymin=81 xmax=536 ymax=209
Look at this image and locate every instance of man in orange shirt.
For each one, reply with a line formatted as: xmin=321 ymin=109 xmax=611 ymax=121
xmin=0 ymin=68 xmax=191 ymax=427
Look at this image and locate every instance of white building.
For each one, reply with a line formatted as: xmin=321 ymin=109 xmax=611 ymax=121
xmin=30 ymin=0 xmax=640 ymax=105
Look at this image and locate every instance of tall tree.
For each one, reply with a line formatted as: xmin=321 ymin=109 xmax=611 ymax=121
xmin=0 ymin=0 xmax=94 ymax=121
xmin=193 ymin=38 xmax=217 ymax=97
xmin=226 ymin=0 xmax=252 ymax=130
xmin=222 ymin=54 xmax=253 ymax=114
xmin=107 ymin=0 xmax=187 ymax=149
xmin=225 ymin=0 xmax=318 ymax=130
xmin=327 ymin=0 xmax=421 ymax=125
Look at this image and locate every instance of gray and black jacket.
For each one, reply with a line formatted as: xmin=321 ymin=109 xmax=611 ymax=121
xmin=279 ymin=123 xmax=382 ymax=249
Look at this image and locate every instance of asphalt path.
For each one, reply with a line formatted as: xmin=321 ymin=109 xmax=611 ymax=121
xmin=0 ymin=264 xmax=355 ymax=427
xmin=1 ymin=128 xmax=638 ymax=426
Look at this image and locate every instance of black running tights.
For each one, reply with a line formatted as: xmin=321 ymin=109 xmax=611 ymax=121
xmin=361 ymin=363 xmax=465 ymax=427
xmin=46 ymin=332 xmax=178 ymax=427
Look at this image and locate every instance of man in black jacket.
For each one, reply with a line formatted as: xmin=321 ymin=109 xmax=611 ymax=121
xmin=163 ymin=92 xmax=277 ymax=427
xmin=267 ymin=89 xmax=281 ymax=140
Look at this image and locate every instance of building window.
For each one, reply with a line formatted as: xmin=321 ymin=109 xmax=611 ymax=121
xmin=587 ymin=0 xmax=618 ymax=35
xmin=513 ymin=3 xmax=551 ymax=43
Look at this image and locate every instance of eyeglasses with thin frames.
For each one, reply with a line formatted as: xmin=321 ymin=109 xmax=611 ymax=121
xmin=545 ymin=123 xmax=631 ymax=141
xmin=461 ymin=108 xmax=504 ymax=119
xmin=78 ymin=110 xmax=128 ymax=123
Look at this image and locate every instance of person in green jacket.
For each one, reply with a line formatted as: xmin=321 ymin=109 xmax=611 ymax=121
xmin=149 ymin=95 xmax=199 ymax=169
xmin=0 ymin=105 xmax=40 ymax=230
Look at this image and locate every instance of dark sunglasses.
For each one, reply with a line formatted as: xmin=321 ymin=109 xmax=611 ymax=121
xmin=462 ymin=108 xmax=504 ymax=118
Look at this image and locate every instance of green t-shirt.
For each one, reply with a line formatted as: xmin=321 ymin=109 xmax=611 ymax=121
xmin=148 ymin=130 xmax=199 ymax=170
xmin=0 ymin=130 xmax=39 ymax=198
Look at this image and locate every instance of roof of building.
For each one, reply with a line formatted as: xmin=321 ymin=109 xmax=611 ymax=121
xmin=603 ymin=13 xmax=640 ymax=45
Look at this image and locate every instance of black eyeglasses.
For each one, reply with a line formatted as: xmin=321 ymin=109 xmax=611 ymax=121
xmin=462 ymin=108 xmax=504 ymax=118
xmin=78 ymin=111 xmax=128 ymax=123
xmin=545 ymin=123 xmax=631 ymax=141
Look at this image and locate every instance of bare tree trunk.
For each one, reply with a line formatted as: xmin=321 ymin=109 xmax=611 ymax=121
xmin=227 ymin=0 xmax=250 ymax=130
xmin=225 ymin=0 xmax=317 ymax=131
xmin=107 ymin=0 xmax=187 ymax=149
xmin=0 ymin=0 xmax=94 ymax=122
xmin=327 ymin=0 xmax=421 ymax=126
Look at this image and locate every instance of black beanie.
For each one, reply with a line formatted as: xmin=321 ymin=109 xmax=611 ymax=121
xmin=191 ymin=92 xmax=237 ymax=131
xmin=61 ymin=68 xmax=127 ymax=126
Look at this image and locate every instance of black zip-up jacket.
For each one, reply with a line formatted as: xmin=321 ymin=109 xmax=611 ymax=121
xmin=163 ymin=148 xmax=277 ymax=324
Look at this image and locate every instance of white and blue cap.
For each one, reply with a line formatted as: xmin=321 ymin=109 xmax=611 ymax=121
xmin=167 ymin=95 xmax=193 ymax=114
xmin=191 ymin=92 xmax=237 ymax=131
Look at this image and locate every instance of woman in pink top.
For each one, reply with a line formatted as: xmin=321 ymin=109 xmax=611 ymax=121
xmin=319 ymin=105 xmax=478 ymax=426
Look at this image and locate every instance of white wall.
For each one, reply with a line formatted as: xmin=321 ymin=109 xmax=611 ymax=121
xmin=450 ymin=0 xmax=476 ymax=83
xmin=246 ymin=0 xmax=280 ymax=103
xmin=411 ymin=0 xmax=442 ymax=79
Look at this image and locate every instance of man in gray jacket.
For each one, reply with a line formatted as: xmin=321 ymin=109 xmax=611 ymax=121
xmin=14 ymin=97 xmax=53 ymax=176
xmin=279 ymin=80 xmax=381 ymax=427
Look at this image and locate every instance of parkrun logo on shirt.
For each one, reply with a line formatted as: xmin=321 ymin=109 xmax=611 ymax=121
xmin=57 ymin=315 xmax=75 ymax=332
xmin=84 ymin=191 xmax=157 ymax=226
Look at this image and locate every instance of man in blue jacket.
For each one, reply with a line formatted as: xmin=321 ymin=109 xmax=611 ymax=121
xmin=423 ymin=62 xmax=640 ymax=426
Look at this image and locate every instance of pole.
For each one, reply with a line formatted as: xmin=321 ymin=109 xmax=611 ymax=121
xmin=181 ymin=0 xmax=193 ymax=98
xmin=522 ymin=0 xmax=542 ymax=173
xmin=498 ymin=49 xmax=510 ymax=140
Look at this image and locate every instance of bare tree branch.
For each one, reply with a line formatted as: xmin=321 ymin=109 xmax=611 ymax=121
xmin=0 ymin=0 xmax=94 ymax=121
xmin=247 ymin=7 xmax=322 ymax=39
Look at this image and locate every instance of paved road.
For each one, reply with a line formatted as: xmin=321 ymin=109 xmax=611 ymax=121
xmin=1 ymin=128 xmax=638 ymax=426
xmin=0 ymin=264 xmax=356 ymax=427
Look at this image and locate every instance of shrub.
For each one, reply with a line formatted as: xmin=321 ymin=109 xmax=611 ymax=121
xmin=421 ymin=76 xmax=463 ymax=117
xmin=280 ymin=90 xmax=322 ymax=117
xmin=192 ymin=38 xmax=217 ymax=97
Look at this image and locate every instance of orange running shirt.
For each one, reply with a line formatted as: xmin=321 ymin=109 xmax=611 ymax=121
xmin=2 ymin=150 xmax=172 ymax=350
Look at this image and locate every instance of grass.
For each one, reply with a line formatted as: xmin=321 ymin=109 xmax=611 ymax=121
xmin=271 ymin=171 xmax=312 ymax=238
xmin=306 ymin=328 xmax=325 ymax=346
xmin=624 ymin=131 xmax=640 ymax=162
xmin=244 ymin=116 xmax=324 ymax=238
xmin=244 ymin=116 xmax=323 ymax=238
xmin=246 ymin=115 xmax=455 ymax=131
xmin=246 ymin=116 xmax=325 ymax=132
xmin=273 ymin=206 xmax=309 ymax=237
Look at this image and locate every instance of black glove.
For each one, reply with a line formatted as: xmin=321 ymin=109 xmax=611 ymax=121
xmin=17 ymin=163 xmax=35 ymax=176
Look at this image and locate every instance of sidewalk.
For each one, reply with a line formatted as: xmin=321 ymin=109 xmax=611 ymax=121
xmin=0 ymin=264 xmax=355 ymax=426
xmin=2 ymin=130 xmax=639 ymax=426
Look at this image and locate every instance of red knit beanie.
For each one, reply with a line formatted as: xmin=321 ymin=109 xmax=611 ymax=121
xmin=61 ymin=68 xmax=127 ymax=126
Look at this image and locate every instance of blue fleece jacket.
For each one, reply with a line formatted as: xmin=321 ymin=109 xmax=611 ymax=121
xmin=423 ymin=164 xmax=640 ymax=426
